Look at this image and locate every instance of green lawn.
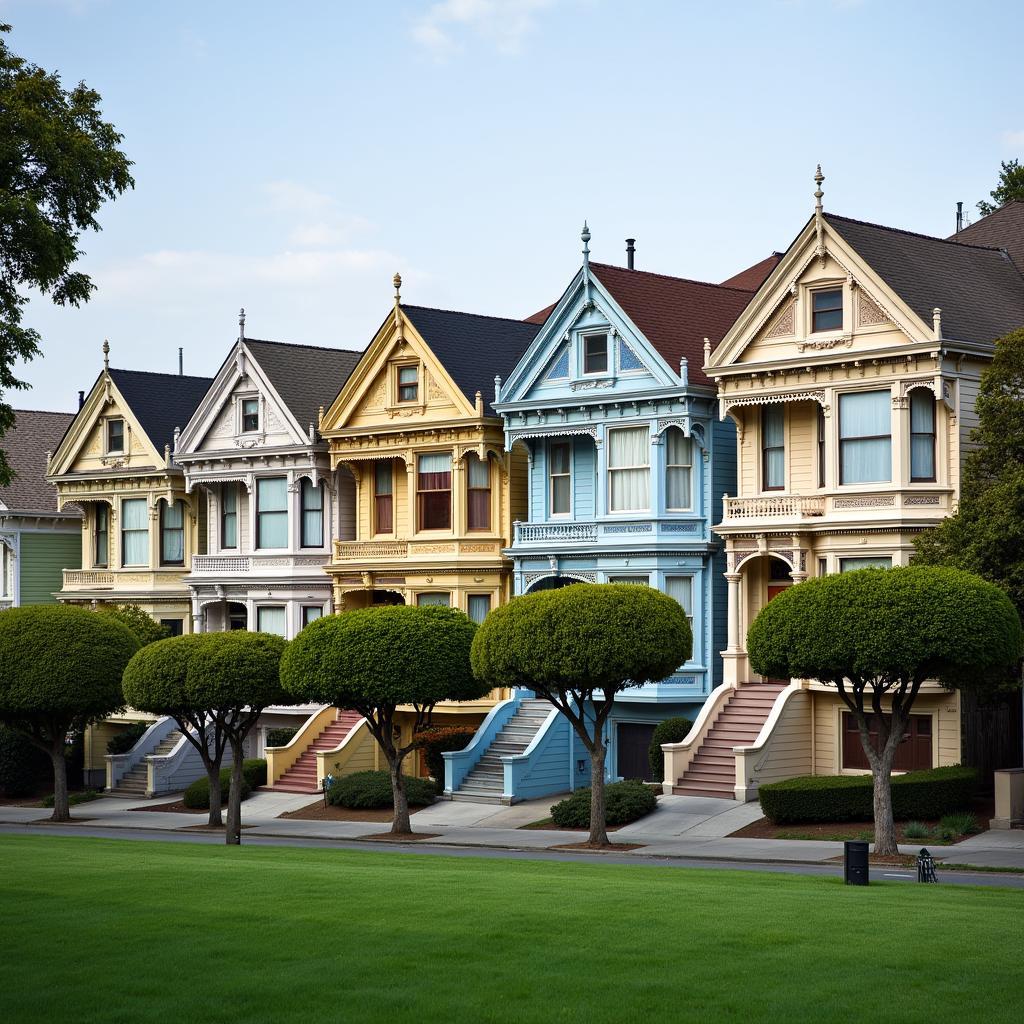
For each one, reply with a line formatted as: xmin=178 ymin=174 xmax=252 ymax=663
xmin=1 ymin=836 xmax=1021 ymax=1023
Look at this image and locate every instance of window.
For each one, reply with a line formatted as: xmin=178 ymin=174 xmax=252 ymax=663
xmin=300 ymin=479 xmax=323 ymax=548
xmin=583 ymin=334 xmax=608 ymax=374
xmin=466 ymin=455 xmax=491 ymax=530
xmin=257 ymin=606 xmax=286 ymax=636
xmin=417 ymin=453 xmax=451 ymax=530
xmin=94 ymin=504 xmax=109 ymax=567
xmin=842 ymin=713 xmax=932 ymax=772
xmin=761 ymin=406 xmax=785 ymax=490
xmin=106 ymin=418 xmax=125 ymax=454
xmin=839 ymin=390 xmax=891 ymax=484
xmin=121 ymin=498 xmax=149 ymax=567
xmin=549 ymin=442 xmax=571 ymax=515
xmin=0 ymin=544 xmax=8 ymax=598
xmin=160 ymin=618 xmax=184 ymax=637
xmin=910 ymin=390 xmax=936 ymax=482
xmin=256 ymin=477 xmax=288 ymax=549
xmin=665 ymin=576 xmax=693 ymax=627
xmin=665 ymin=428 xmax=692 ymax=511
xmin=608 ymin=427 xmax=650 ymax=512
xmin=818 ymin=557 xmax=828 ymax=577
xmin=160 ymin=500 xmax=185 ymax=566
xmin=417 ymin=592 xmax=450 ymax=607
xmin=397 ymin=365 xmax=418 ymax=403
xmin=302 ymin=605 xmax=323 ymax=627
xmin=817 ymin=405 xmax=826 ymax=488
xmin=241 ymin=398 xmax=259 ymax=433
xmin=221 ymin=484 xmax=237 ymax=549
xmin=840 ymin=556 xmax=892 ymax=572
xmin=374 ymin=462 xmax=393 ymax=534
xmin=468 ymin=594 xmax=491 ymax=624
xmin=812 ymin=289 xmax=843 ymax=332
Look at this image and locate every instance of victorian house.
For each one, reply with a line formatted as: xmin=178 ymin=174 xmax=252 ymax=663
xmin=663 ymin=172 xmax=1024 ymax=801
xmin=443 ymin=230 xmax=778 ymax=803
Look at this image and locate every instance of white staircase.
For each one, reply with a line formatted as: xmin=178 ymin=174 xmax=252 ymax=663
xmin=110 ymin=729 xmax=183 ymax=797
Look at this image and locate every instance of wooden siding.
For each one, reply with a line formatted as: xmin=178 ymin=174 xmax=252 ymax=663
xmin=787 ymin=401 xmax=818 ymax=494
xmin=749 ymin=690 xmax=813 ymax=786
xmin=19 ymin=532 xmax=80 ymax=605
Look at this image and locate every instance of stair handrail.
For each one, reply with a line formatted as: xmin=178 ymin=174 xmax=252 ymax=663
xmin=442 ymin=696 xmax=519 ymax=795
xmin=659 ymin=682 xmax=737 ymax=792
xmin=265 ymin=705 xmax=335 ymax=787
xmin=314 ymin=717 xmax=370 ymax=788
xmin=731 ymin=683 xmax=807 ymax=802
xmin=105 ymin=716 xmax=175 ymax=792
xmin=147 ymin=722 xmax=211 ymax=796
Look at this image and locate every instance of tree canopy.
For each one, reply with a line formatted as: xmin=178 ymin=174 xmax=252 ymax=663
xmin=0 ymin=24 xmax=133 ymax=485
xmin=978 ymin=158 xmax=1024 ymax=216
xmin=99 ymin=604 xmax=171 ymax=648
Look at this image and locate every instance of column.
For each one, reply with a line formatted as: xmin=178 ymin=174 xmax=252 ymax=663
xmin=726 ymin=572 xmax=742 ymax=651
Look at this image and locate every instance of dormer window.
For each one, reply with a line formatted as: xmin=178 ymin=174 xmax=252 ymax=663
xmin=241 ymin=398 xmax=259 ymax=433
xmin=106 ymin=418 xmax=125 ymax=454
xmin=398 ymin=365 xmax=419 ymax=403
xmin=812 ymin=289 xmax=843 ymax=332
xmin=583 ymin=334 xmax=608 ymax=374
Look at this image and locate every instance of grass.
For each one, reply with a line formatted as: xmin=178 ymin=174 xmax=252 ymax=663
xmin=1 ymin=835 xmax=1023 ymax=1024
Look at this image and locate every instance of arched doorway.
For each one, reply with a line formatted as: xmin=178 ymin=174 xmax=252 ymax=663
xmin=525 ymin=575 xmax=584 ymax=594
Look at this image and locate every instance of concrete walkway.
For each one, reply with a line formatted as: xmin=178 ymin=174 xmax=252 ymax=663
xmin=3 ymin=790 xmax=1022 ymax=871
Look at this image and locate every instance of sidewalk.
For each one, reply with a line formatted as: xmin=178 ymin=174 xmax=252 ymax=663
xmin=3 ymin=790 xmax=1022 ymax=871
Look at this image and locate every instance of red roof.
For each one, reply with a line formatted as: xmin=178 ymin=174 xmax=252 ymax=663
xmin=587 ymin=262 xmax=755 ymax=387
xmin=720 ymin=252 xmax=783 ymax=291
xmin=524 ymin=302 xmax=555 ymax=325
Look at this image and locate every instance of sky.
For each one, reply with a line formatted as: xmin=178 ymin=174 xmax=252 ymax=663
xmin=3 ymin=0 xmax=1022 ymax=411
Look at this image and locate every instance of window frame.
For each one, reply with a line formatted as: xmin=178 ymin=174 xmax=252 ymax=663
xmin=761 ymin=405 xmax=785 ymax=492
xmin=256 ymin=605 xmax=287 ymax=637
xmin=94 ymin=503 xmax=109 ymax=568
xmin=607 ymin=425 xmax=651 ymax=513
xmin=255 ymin=476 xmax=289 ymax=550
xmin=105 ymin=418 xmax=125 ymax=455
xmin=817 ymin=404 xmax=826 ymax=489
xmin=582 ymin=333 xmax=609 ymax=376
xmin=811 ymin=288 xmax=843 ymax=333
xmin=839 ymin=556 xmax=892 ymax=572
xmin=416 ymin=592 xmax=451 ymax=607
xmin=300 ymin=478 xmax=324 ymax=549
xmin=910 ymin=389 xmax=937 ymax=483
xmin=664 ymin=575 xmax=694 ymax=630
xmin=665 ymin=427 xmax=693 ymax=512
xmin=159 ymin=499 xmax=186 ymax=567
xmin=465 ymin=454 xmax=491 ymax=531
xmin=374 ymin=461 xmax=394 ymax=535
xmin=301 ymin=605 xmax=323 ymax=628
xmin=120 ymin=497 xmax=149 ymax=568
xmin=396 ymin=364 xmax=419 ymax=404
xmin=467 ymin=593 xmax=491 ymax=624
xmin=416 ymin=453 xmax=452 ymax=531
xmin=241 ymin=397 xmax=260 ymax=434
xmin=548 ymin=441 xmax=572 ymax=517
xmin=838 ymin=389 xmax=892 ymax=486
xmin=221 ymin=483 xmax=238 ymax=550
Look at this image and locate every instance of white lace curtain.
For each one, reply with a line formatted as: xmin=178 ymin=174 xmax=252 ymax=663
xmin=608 ymin=427 xmax=649 ymax=512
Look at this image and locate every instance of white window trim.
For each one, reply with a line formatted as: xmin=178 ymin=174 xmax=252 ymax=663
xmin=237 ymin=392 xmax=262 ymax=436
xmin=607 ymin=425 xmax=651 ymax=514
xmin=665 ymin=430 xmax=694 ymax=512
xmin=580 ymin=331 xmax=610 ymax=377
xmin=806 ymin=282 xmax=848 ymax=337
xmin=395 ymin=362 xmax=421 ymax=405
xmin=548 ymin=441 xmax=572 ymax=518
xmin=103 ymin=416 xmax=127 ymax=456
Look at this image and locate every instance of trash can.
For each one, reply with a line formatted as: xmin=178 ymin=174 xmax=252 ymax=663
xmin=844 ymin=840 xmax=869 ymax=885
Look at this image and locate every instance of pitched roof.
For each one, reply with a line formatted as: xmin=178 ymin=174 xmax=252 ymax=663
xmin=826 ymin=213 xmax=1024 ymax=344
xmin=950 ymin=200 xmax=1024 ymax=276
xmin=0 ymin=410 xmax=77 ymax=513
xmin=588 ymin=263 xmax=756 ymax=387
xmin=720 ymin=253 xmax=784 ymax=291
xmin=107 ymin=369 xmax=213 ymax=454
xmin=244 ymin=338 xmax=363 ymax=432
xmin=524 ymin=302 xmax=556 ymax=325
xmin=401 ymin=305 xmax=540 ymax=415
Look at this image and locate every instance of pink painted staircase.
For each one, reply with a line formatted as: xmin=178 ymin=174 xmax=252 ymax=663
xmin=673 ymin=682 xmax=787 ymax=799
xmin=272 ymin=710 xmax=364 ymax=793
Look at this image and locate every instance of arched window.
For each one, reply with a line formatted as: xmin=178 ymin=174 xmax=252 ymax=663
xmin=665 ymin=428 xmax=692 ymax=511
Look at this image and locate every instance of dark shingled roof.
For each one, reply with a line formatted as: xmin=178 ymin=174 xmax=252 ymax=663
xmin=588 ymin=263 xmax=755 ymax=387
xmin=720 ymin=253 xmax=784 ymax=291
xmin=0 ymin=410 xmax=77 ymax=513
xmin=402 ymin=305 xmax=540 ymax=416
xmin=107 ymin=368 xmax=213 ymax=454
xmin=950 ymin=200 xmax=1024 ymax=277
xmin=826 ymin=213 xmax=1024 ymax=344
xmin=244 ymin=338 xmax=363 ymax=432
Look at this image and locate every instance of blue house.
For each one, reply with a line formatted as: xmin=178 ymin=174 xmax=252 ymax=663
xmin=443 ymin=229 xmax=778 ymax=802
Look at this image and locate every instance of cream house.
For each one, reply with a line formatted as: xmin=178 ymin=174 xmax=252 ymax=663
xmin=663 ymin=172 xmax=1024 ymax=800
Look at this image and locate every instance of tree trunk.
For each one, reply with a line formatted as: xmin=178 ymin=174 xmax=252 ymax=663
xmin=871 ymin=744 xmax=900 ymax=856
xmin=587 ymin=741 xmax=610 ymax=847
xmin=389 ymin=756 xmax=412 ymax=836
xmin=206 ymin=761 xmax=223 ymax=828
xmin=49 ymin=739 xmax=70 ymax=823
xmin=225 ymin=740 xmax=243 ymax=845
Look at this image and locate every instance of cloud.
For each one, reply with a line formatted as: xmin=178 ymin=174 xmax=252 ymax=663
xmin=261 ymin=181 xmax=374 ymax=248
xmin=1001 ymin=129 xmax=1024 ymax=150
xmin=412 ymin=0 xmax=555 ymax=59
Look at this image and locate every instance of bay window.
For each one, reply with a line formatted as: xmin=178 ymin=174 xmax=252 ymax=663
xmin=257 ymin=606 xmax=286 ymax=636
xmin=221 ymin=484 xmax=237 ymax=549
xmin=665 ymin=428 xmax=692 ymax=511
xmin=94 ymin=504 xmax=109 ymax=567
xmin=839 ymin=390 xmax=891 ymax=484
xmin=549 ymin=442 xmax=571 ymax=515
xmin=910 ymin=390 xmax=936 ymax=482
xmin=417 ymin=592 xmax=450 ymax=607
xmin=761 ymin=406 xmax=784 ymax=490
xmin=665 ymin=576 xmax=694 ymax=628
xmin=608 ymin=426 xmax=649 ymax=512
xmin=302 ymin=605 xmax=323 ymax=627
xmin=121 ymin=498 xmax=149 ymax=567
xmin=160 ymin=499 xmax=185 ymax=566
xmin=840 ymin=556 xmax=892 ymax=572
xmin=417 ymin=453 xmax=451 ymax=530
xmin=300 ymin=479 xmax=323 ymax=548
xmin=468 ymin=594 xmax=491 ymax=623
xmin=466 ymin=454 xmax=491 ymax=530
xmin=374 ymin=461 xmax=393 ymax=534
xmin=256 ymin=477 xmax=288 ymax=549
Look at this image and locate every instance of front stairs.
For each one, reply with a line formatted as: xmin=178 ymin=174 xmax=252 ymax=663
xmin=673 ymin=682 xmax=787 ymax=799
xmin=111 ymin=729 xmax=183 ymax=796
xmin=452 ymin=699 xmax=552 ymax=803
xmin=272 ymin=710 xmax=364 ymax=793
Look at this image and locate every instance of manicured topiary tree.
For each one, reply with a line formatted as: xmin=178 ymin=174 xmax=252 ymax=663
xmin=186 ymin=631 xmax=287 ymax=845
xmin=471 ymin=584 xmax=691 ymax=847
xmin=123 ymin=634 xmax=229 ymax=827
xmin=281 ymin=605 xmax=484 ymax=835
xmin=648 ymin=716 xmax=693 ymax=783
xmin=0 ymin=605 xmax=140 ymax=821
xmin=100 ymin=604 xmax=171 ymax=647
xmin=747 ymin=566 xmax=1022 ymax=855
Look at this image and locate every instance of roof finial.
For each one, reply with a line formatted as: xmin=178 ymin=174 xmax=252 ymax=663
xmin=814 ymin=164 xmax=826 ymax=267
xmin=581 ymin=221 xmax=591 ymax=263
xmin=393 ymin=272 xmax=402 ymax=304
xmin=814 ymin=164 xmax=824 ymax=212
xmin=238 ymin=307 xmax=246 ymax=341
xmin=102 ymin=339 xmax=110 ymax=371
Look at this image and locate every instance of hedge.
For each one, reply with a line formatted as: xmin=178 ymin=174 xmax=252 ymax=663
xmin=648 ymin=716 xmax=693 ymax=781
xmin=183 ymin=768 xmax=251 ymax=810
xmin=413 ymin=726 xmax=478 ymax=790
xmin=0 ymin=725 xmax=50 ymax=797
xmin=326 ymin=770 xmax=436 ymax=810
xmin=106 ymin=722 xmax=149 ymax=756
xmin=758 ymin=765 xmax=978 ymax=824
xmin=266 ymin=728 xmax=297 ymax=749
xmin=243 ymin=758 xmax=267 ymax=789
xmin=550 ymin=779 xmax=657 ymax=828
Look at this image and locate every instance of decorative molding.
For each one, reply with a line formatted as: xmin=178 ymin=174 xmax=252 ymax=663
xmin=723 ymin=390 xmax=826 ymax=415
xmin=603 ymin=523 xmax=653 ymax=534
xmin=796 ymin=335 xmax=853 ymax=352
xmin=570 ymin=379 xmax=613 ymax=392
xmin=523 ymin=570 xmax=597 ymax=588
xmin=366 ymin=379 xmax=387 ymax=409
xmin=904 ymin=494 xmax=941 ymax=506
xmin=833 ymin=494 xmax=896 ymax=509
xmin=507 ymin=425 xmax=599 ymax=446
xmin=661 ymin=522 xmax=701 ymax=533
xmin=764 ymin=301 xmax=795 ymax=339
xmin=857 ymin=292 xmax=889 ymax=327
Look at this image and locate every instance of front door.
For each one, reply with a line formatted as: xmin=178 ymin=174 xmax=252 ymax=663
xmin=617 ymin=722 xmax=657 ymax=781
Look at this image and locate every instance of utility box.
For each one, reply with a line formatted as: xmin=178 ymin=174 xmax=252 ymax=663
xmin=990 ymin=768 xmax=1024 ymax=830
xmin=844 ymin=840 xmax=869 ymax=885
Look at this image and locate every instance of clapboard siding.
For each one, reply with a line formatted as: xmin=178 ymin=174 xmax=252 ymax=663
xmin=18 ymin=532 xmax=80 ymax=605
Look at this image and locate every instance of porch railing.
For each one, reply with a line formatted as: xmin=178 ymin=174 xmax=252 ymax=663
xmin=513 ymin=521 xmax=598 ymax=544
xmin=332 ymin=540 xmax=410 ymax=560
xmin=722 ymin=495 xmax=825 ymax=520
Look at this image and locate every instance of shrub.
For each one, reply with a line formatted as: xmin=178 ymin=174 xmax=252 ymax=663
xmin=648 ymin=716 xmax=693 ymax=781
xmin=266 ymin=728 xmax=297 ymax=748
xmin=326 ymin=770 xmax=436 ymax=810
xmin=106 ymin=722 xmax=150 ymax=756
xmin=936 ymin=812 xmax=979 ymax=840
xmin=0 ymin=725 xmax=50 ymax=797
xmin=183 ymin=769 xmax=251 ymax=810
xmin=550 ymin=779 xmax=657 ymax=828
xmin=41 ymin=789 xmax=101 ymax=807
xmin=413 ymin=726 xmax=478 ymax=790
xmin=758 ymin=765 xmax=978 ymax=824
xmin=904 ymin=821 xmax=930 ymax=839
xmin=242 ymin=758 xmax=266 ymax=789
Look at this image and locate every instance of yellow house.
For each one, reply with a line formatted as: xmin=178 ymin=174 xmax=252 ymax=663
xmin=664 ymin=173 xmax=1024 ymax=800
xmin=47 ymin=342 xmax=213 ymax=785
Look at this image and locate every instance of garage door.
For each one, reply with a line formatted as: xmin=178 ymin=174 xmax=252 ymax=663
xmin=617 ymin=722 xmax=657 ymax=781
